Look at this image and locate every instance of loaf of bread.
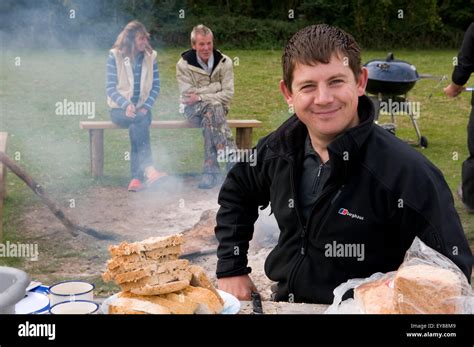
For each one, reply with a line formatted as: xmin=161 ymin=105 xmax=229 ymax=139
xmin=355 ymin=277 xmax=397 ymax=314
xmin=102 ymin=235 xmax=192 ymax=295
xmin=105 ymin=249 xmax=180 ymax=273
xmin=104 ymin=234 xmax=227 ymax=314
xmin=177 ymin=286 xmax=223 ymax=314
xmin=108 ymin=235 xmax=183 ymax=257
xmin=129 ymin=280 xmax=191 ymax=296
xmin=115 ymin=291 xmax=198 ymax=314
xmin=393 ymin=264 xmax=462 ymax=314
xmin=114 ymin=259 xmax=192 ymax=293
xmin=188 ymin=265 xmax=225 ymax=305
xmin=108 ymin=286 xmax=223 ymax=314
xmin=109 ymin=297 xmax=171 ymax=314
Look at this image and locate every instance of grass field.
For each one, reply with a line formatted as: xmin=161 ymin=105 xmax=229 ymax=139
xmin=0 ymin=48 xmax=473 ymax=267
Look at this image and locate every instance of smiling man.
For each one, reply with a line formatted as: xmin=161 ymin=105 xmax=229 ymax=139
xmin=176 ymin=24 xmax=237 ymax=189
xmin=215 ymin=24 xmax=472 ymax=304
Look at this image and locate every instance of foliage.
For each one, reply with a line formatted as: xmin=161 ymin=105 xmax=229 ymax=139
xmin=0 ymin=0 xmax=472 ymax=49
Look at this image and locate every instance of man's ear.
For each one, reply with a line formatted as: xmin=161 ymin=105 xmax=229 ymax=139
xmin=279 ymin=80 xmax=293 ymax=105
xmin=357 ymin=67 xmax=369 ymax=96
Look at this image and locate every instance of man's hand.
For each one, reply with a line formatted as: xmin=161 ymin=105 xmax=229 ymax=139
xmin=182 ymin=92 xmax=201 ymax=105
xmin=217 ymin=274 xmax=258 ymax=301
xmin=444 ymin=83 xmax=464 ymax=98
xmin=125 ymin=104 xmax=136 ymax=118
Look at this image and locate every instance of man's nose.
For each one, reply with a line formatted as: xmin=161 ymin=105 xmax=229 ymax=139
xmin=314 ymin=85 xmax=334 ymax=105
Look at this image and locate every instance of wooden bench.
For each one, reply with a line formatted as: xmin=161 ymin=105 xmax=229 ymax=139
xmin=80 ymin=120 xmax=262 ymax=178
xmin=0 ymin=132 xmax=8 ymax=242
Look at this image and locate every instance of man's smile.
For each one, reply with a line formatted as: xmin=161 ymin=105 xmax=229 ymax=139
xmin=311 ymin=106 xmax=342 ymax=117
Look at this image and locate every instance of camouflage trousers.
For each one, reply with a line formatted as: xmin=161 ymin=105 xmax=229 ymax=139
xmin=184 ymin=102 xmax=237 ymax=174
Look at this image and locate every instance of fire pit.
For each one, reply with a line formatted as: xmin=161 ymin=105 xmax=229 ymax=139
xmin=364 ymin=53 xmax=428 ymax=148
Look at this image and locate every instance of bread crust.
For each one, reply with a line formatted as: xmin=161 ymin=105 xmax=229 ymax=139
xmin=119 ymin=269 xmax=192 ymax=292
xmin=188 ymin=265 xmax=224 ymax=305
xmin=178 ymin=286 xmax=224 ymax=314
xmin=118 ymin=291 xmax=197 ymax=314
xmin=355 ymin=278 xmax=397 ymax=314
xmin=108 ymin=234 xmax=183 ymax=257
xmin=394 ymin=264 xmax=461 ymax=314
xmin=130 ymin=280 xmax=190 ymax=296
xmin=109 ymin=297 xmax=171 ymax=314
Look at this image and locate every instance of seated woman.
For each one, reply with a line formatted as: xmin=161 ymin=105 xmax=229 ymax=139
xmin=106 ymin=20 xmax=166 ymax=191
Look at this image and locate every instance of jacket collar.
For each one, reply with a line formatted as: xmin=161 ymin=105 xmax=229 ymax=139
xmin=267 ymin=95 xmax=376 ymax=182
xmin=181 ymin=49 xmax=224 ymax=74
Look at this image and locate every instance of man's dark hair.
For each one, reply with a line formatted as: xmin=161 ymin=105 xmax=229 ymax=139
xmin=282 ymin=24 xmax=361 ymax=91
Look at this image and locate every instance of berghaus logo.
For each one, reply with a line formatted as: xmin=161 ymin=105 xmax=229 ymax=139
xmin=338 ymin=208 xmax=364 ymax=220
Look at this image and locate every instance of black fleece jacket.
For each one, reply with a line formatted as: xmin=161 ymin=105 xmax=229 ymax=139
xmin=452 ymin=22 xmax=474 ymax=89
xmin=215 ymin=95 xmax=473 ymax=304
xmin=452 ymin=22 xmax=474 ymax=106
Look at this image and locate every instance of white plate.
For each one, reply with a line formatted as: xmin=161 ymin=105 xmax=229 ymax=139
xmin=217 ymin=289 xmax=240 ymax=314
xmin=101 ymin=289 xmax=240 ymax=314
xmin=15 ymin=287 xmax=50 ymax=314
xmin=101 ymin=293 xmax=119 ymax=314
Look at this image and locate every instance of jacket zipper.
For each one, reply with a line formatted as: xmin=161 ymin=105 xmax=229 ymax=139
xmin=285 ymin=158 xmax=305 ymax=301
xmin=311 ymin=164 xmax=323 ymax=194
xmin=283 ymin=154 xmax=343 ymax=300
xmin=302 ymin=164 xmax=324 ymax=256
xmin=287 ymin=184 xmax=341 ymax=299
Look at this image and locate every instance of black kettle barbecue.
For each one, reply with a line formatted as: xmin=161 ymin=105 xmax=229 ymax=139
xmin=365 ymin=52 xmax=420 ymax=95
xmin=364 ymin=53 xmax=430 ymax=147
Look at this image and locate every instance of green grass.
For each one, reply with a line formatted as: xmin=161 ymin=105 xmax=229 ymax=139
xmin=0 ymin=48 xmax=473 ymax=260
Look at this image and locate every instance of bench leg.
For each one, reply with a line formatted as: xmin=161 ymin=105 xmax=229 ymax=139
xmin=89 ymin=129 xmax=104 ymax=178
xmin=236 ymin=128 xmax=253 ymax=149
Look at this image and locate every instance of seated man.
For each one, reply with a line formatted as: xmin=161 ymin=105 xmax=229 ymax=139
xmin=176 ymin=24 xmax=237 ymax=189
xmin=215 ymin=24 xmax=473 ymax=303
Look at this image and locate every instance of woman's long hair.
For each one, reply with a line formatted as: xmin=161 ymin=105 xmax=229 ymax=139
xmin=112 ymin=20 xmax=152 ymax=63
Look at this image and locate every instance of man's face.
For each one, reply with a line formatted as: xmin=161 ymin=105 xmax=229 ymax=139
xmin=280 ymin=54 xmax=368 ymax=142
xmin=134 ymin=33 xmax=149 ymax=52
xmin=192 ymin=33 xmax=213 ymax=63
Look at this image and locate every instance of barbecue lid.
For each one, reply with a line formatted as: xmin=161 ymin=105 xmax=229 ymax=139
xmin=364 ymin=53 xmax=419 ymax=83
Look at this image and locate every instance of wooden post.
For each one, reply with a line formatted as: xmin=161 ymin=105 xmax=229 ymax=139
xmin=0 ymin=132 xmax=8 ymax=243
xmin=90 ymin=129 xmax=104 ymax=178
xmin=236 ymin=128 xmax=253 ymax=149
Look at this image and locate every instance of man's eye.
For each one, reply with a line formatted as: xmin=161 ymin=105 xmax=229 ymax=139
xmin=301 ymin=85 xmax=315 ymax=91
xmin=330 ymin=79 xmax=343 ymax=85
